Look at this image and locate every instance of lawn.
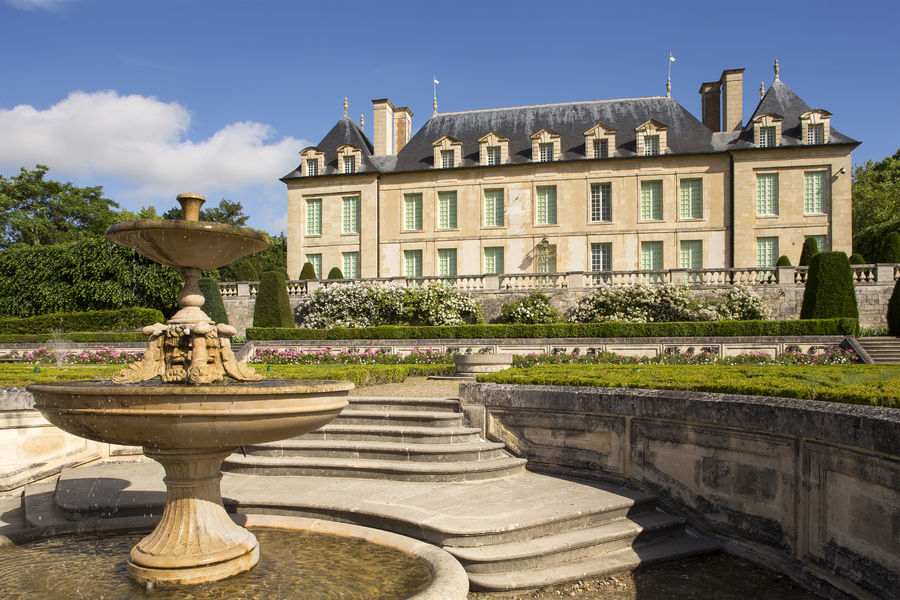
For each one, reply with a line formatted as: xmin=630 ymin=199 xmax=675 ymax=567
xmin=477 ymin=364 xmax=900 ymax=408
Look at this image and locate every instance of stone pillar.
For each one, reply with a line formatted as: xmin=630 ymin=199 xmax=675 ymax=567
xmin=484 ymin=275 xmax=501 ymax=291
xmin=237 ymin=283 xmax=250 ymax=297
xmin=876 ymin=264 xmax=895 ymax=284
xmin=567 ymin=272 xmax=587 ymax=289
xmin=671 ymin=269 xmax=688 ymax=284
xmin=777 ymin=266 xmax=795 ymax=286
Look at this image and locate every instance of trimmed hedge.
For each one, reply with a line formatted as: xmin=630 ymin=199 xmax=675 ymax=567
xmin=888 ymin=277 xmax=900 ymax=336
xmin=247 ymin=318 xmax=858 ymax=341
xmin=199 ymin=277 xmax=229 ymax=325
xmin=849 ymin=253 xmax=866 ymax=265
xmin=775 ymin=255 xmax=792 ymax=267
xmin=299 ymin=262 xmax=317 ymax=280
xmin=327 ymin=267 xmax=344 ymax=280
xmin=0 ymin=308 xmax=163 ymax=335
xmin=0 ymin=332 xmax=147 ymax=343
xmin=233 ymin=260 xmax=259 ymax=281
xmin=253 ymin=271 xmax=294 ymax=328
xmin=799 ymin=237 xmax=820 ymax=266
xmin=881 ymin=231 xmax=900 ymax=263
xmin=800 ymin=252 xmax=859 ymax=320
xmin=477 ymin=364 xmax=900 ymax=408
xmin=254 ymin=363 xmax=453 ymax=386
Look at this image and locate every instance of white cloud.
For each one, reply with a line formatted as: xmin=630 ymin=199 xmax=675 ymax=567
xmin=0 ymin=90 xmax=308 ymax=231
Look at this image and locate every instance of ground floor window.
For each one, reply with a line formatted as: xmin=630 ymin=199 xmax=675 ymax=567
xmin=438 ymin=248 xmax=457 ymax=276
xmin=342 ymin=251 xmax=359 ymax=279
xmin=756 ymin=237 xmax=779 ymax=268
xmin=305 ymin=253 xmax=322 ymax=279
xmin=484 ymin=247 xmax=504 ymax=274
xmin=404 ymin=250 xmax=422 ymax=277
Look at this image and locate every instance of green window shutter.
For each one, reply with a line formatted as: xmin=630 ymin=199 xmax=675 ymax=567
xmin=438 ymin=192 xmax=457 ymax=229
xmin=756 ymin=174 xmax=778 ymax=215
xmin=306 ymin=254 xmax=322 ymax=278
xmin=404 ymin=250 xmax=422 ymax=277
xmin=537 ymin=187 xmax=556 ymax=224
xmin=484 ymin=190 xmax=504 ymax=227
xmin=641 ymin=182 xmax=662 ymax=220
xmin=306 ymin=199 xmax=322 ymax=235
xmin=804 ymin=172 xmax=825 ymax=213
xmin=342 ymin=196 xmax=359 ymax=233
xmin=680 ymin=180 xmax=702 ymax=219
xmin=484 ymin=247 xmax=504 ymax=274
xmin=641 ymin=241 xmax=663 ymax=270
xmin=679 ymin=240 xmax=702 ymax=269
xmin=438 ymin=248 xmax=457 ymax=276
xmin=756 ymin=237 xmax=778 ymax=267
xmin=404 ymin=194 xmax=422 ymax=230
xmin=342 ymin=252 xmax=359 ymax=278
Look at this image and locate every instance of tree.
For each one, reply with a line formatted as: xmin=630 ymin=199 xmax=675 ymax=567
xmin=299 ymin=262 xmax=318 ymax=280
xmin=327 ymin=267 xmax=344 ymax=280
xmin=198 ymin=277 xmax=229 ymax=324
xmin=233 ymin=260 xmax=259 ymax=281
xmin=799 ymin=252 xmax=858 ymax=321
xmin=798 ymin=237 xmax=820 ymax=266
xmin=162 ymin=198 xmax=250 ymax=226
xmin=888 ymin=278 xmax=900 ymax=336
xmin=0 ymin=165 xmax=120 ymax=249
xmin=852 ymin=149 xmax=900 ymax=235
xmin=849 ymin=253 xmax=866 ymax=265
xmin=252 ymin=271 xmax=294 ymax=328
xmin=879 ymin=231 xmax=900 ymax=263
xmin=775 ymin=255 xmax=792 ymax=267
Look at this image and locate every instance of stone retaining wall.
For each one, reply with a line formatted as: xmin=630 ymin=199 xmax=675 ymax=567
xmin=458 ymin=383 xmax=899 ymax=600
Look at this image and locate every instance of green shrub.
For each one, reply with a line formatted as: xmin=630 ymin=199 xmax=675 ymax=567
xmin=0 ymin=332 xmax=148 ymax=343
xmin=299 ymin=262 xmax=318 ymax=280
xmin=888 ymin=277 xmax=900 ymax=336
xmin=252 ymin=271 xmax=294 ymax=328
xmin=800 ymin=252 xmax=858 ymax=321
xmin=198 ymin=277 xmax=229 ymax=325
xmin=499 ymin=292 xmax=562 ymax=324
xmin=247 ymin=317 xmax=857 ymax=341
xmin=233 ymin=260 xmax=259 ymax=281
xmin=327 ymin=267 xmax=344 ymax=280
xmin=849 ymin=253 xmax=866 ymax=265
xmin=0 ymin=307 xmax=164 ymax=334
xmin=798 ymin=237 xmax=820 ymax=266
xmin=775 ymin=255 xmax=792 ymax=267
xmin=880 ymin=231 xmax=900 ymax=263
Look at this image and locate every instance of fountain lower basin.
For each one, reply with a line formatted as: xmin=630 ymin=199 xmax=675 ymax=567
xmin=27 ymin=379 xmax=352 ymax=585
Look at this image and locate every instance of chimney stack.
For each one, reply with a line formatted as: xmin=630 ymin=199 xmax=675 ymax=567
xmin=393 ymin=107 xmax=413 ymax=153
xmin=698 ymin=81 xmax=722 ymax=132
xmin=371 ymin=98 xmax=396 ymax=155
xmin=720 ymin=68 xmax=744 ymax=132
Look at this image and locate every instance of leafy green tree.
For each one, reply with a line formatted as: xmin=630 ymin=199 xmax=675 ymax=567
xmin=162 ymin=198 xmax=250 ymax=226
xmin=879 ymin=231 xmax=900 ymax=263
xmin=800 ymin=252 xmax=858 ymax=321
xmin=798 ymin=237 xmax=820 ymax=266
xmin=0 ymin=165 xmax=120 ymax=249
xmin=852 ymin=150 xmax=900 ymax=235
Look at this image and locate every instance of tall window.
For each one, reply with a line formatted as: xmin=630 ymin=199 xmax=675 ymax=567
xmin=640 ymin=241 xmax=663 ymax=270
xmin=679 ymin=179 xmax=703 ymax=220
xmin=404 ymin=194 xmax=423 ymax=230
xmin=305 ymin=198 xmax=322 ymax=235
xmin=536 ymin=245 xmax=556 ymax=273
xmin=539 ymin=143 xmax=554 ymax=162
xmin=438 ymin=192 xmax=457 ymax=229
xmin=590 ymin=183 xmax=612 ymax=222
xmin=486 ymin=146 xmax=501 ymax=166
xmin=342 ymin=156 xmax=356 ymax=174
xmin=593 ymin=139 xmax=609 ymax=159
xmin=680 ymin=240 xmax=703 ymax=270
xmin=804 ymin=171 xmax=826 ymax=214
xmin=642 ymin=135 xmax=660 ymax=156
xmin=756 ymin=237 xmax=779 ymax=268
xmin=305 ymin=254 xmax=322 ymax=278
xmin=306 ymin=158 xmax=318 ymax=176
xmin=640 ymin=181 xmax=663 ymax=220
xmin=756 ymin=173 xmax=778 ymax=216
xmin=438 ymin=248 xmax=457 ymax=276
xmin=484 ymin=247 xmax=504 ymax=274
xmin=342 ymin=251 xmax=359 ymax=279
xmin=807 ymin=123 xmax=824 ymax=145
xmin=484 ymin=189 xmax=504 ymax=227
xmin=404 ymin=250 xmax=422 ymax=277
xmin=759 ymin=126 xmax=776 ymax=148
xmin=342 ymin=196 xmax=359 ymax=234
xmin=591 ymin=243 xmax=611 ymax=272
xmin=536 ymin=186 xmax=557 ymax=224
xmin=441 ymin=149 xmax=454 ymax=169
xmin=806 ymin=235 xmax=827 ymax=253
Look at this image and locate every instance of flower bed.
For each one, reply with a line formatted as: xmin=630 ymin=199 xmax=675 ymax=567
xmin=250 ymin=347 xmax=454 ymax=365
xmin=513 ymin=345 xmax=860 ymax=366
xmin=23 ymin=346 xmax=143 ymax=365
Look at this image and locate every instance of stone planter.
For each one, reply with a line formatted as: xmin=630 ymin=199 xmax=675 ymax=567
xmin=453 ymin=354 xmax=513 ymax=376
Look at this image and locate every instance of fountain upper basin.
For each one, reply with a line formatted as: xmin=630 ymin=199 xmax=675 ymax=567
xmin=28 ymin=379 xmax=352 ymax=449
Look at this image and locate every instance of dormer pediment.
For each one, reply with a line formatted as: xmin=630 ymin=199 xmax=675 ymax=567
xmin=584 ymin=122 xmax=617 ymax=137
xmin=584 ymin=123 xmax=617 ymax=159
xmin=635 ymin=121 xmax=667 ymax=156
xmin=300 ymin=147 xmax=326 ymax=176
xmin=432 ymin=135 xmax=463 ymax=147
xmin=799 ymin=109 xmax=832 ymax=145
xmin=478 ymin=131 xmax=510 ymax=166
xmin=530 ymin=128 xmax=561 ymax=142
xmin=336 ymin=145 xmax=362 ymax=174
xmin=634 ymin=119 xmax=668 ymax=133
xmin=751 ymin=113 xmax=783 ymax=124
xmin=432 ymin=136 xmax=463 ymax=168
xmin=800 ymin=109 xmax=832 ymax=122
xmin=478 ymin=131 xmax=510 ymax=144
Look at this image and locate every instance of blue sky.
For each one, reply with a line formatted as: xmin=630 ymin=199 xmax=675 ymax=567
xmin=1 ymin=0 xmax=897 ymax=233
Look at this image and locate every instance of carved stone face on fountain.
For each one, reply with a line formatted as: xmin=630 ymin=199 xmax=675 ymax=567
xmin=106 ymin=193 xmax=270 ymax=384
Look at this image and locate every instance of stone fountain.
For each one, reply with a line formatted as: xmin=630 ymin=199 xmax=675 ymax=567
xmin=27 ymin=194 xmax=353 ymax=586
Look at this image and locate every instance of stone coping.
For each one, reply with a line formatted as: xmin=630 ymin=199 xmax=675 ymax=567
xmin=459 ymin=382 xmax=900 ymax=457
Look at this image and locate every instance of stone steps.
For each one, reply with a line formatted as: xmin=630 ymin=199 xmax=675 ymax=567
xmin=332 ymin=409 xmax=464 ymax=428
xmin=242 ymin=438 xmax=509 ymax=462
xmin=858 ymin=337 xmax=900 ymax=364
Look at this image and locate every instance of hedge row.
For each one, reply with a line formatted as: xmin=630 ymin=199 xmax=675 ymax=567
xmin=0 ymin=332 xmax=148 ymax=343
xmin=247 ymin=318 xmax=858 ymax=341
xmin=477 ymin=364 xmax=900 ymax=408
xmin=0 ymin=308 xmax=164 ymax=335
xmin=255 ymin=363 xmax=453 ymax=386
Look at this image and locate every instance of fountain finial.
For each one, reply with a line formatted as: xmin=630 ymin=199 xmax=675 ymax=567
xmin=178 ymin=193 xmax=206 ymax=221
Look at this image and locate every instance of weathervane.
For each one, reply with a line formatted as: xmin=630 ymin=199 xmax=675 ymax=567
xmin=433 ymin=76 xmax=439 ymax=115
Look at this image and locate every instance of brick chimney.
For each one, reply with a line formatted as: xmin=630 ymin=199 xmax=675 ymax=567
xmin=720 ymin=68 xmax=745 ymax=132
xmin=698 ymin=81 xmax=722 ymax=132
xmin=393 ymin=107 xmax=413 ymax=153
xmin=371 ymin=98 xmax=396 ymax=155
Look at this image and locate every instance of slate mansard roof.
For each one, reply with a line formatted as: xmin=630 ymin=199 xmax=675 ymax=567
xmin=284 ymin=81 xmax=858 ymax=180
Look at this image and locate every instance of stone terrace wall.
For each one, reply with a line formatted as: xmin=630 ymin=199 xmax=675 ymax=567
xmin=220 ymin=264 xmax=899 ymax=335
xmin=459 ymin=383 xmax=900 ymax=600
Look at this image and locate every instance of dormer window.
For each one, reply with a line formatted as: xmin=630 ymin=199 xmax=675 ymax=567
xmin=751 ymin=113 xmax=783 ymax=148
xmin=299 ymin=147 xmax=325 ymax=177
xmin=635 ymin=120 xmax=668 ymax=157
xmin=584 ymin=123 xmax=616 ymax=159
xmin=336 ymin=144 xmax=362 ymax=175
xmin=759 ymin=127 xmax=776 ymax=148
xmin=343 ymin=156 xmax=356 ymax=174
xmin=432 ymin=136 xmax=463 ymax=169
xmin=530 ymin=128 xmax=561 ymax=163
xmin=799 ymin=109 xmax=832 ymax=146
xmin=478 ymin=131 xmax=509 ymax=166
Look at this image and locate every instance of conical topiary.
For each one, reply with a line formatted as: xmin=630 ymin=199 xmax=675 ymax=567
xmin=798 ymin=237 xmax=820 ymax=267
xmin=299 ymin=262 xmax=318 ymax=280
xmin=327 ymin=267 xmax=344 ymax=280
xmin=879 ymin=231 xmax=900 ymax=263
xmin=849 ymin=253 xmax=866 ymax=265
xmin=252 ymin=271 xmax=294 ymax=328
xmin=888 ymin=277 xmax=900 ymax=336
xmin=234 ymin=260 xmax=259 ymax=281
xmin=775 ymin=255 xmax=792 ymax=267
xmin=800 ymin=251 xmax=858 ymax=321
xmin=198 ymin=277 xmax=229 ymax=325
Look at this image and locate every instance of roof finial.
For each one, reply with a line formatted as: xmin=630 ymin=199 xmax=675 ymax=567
xmin=666 ymin=77 xmax=671 ymax=98
xmin=343 ymin=97 xmax=348 ymax=116
xmin=433 ymin=75 xmax=439 ymax=115
xmin=360 ymin=114 xmax=364 ymax=130
xmin=760 ymin=81 xmax=765 ymax=98
xmin=666 ymin=52 xmax=675 ymax=97
xmin=433 ymin=97 xmax=438 ymax=115
xmin=774 ymin=58 xmax=780 ymax=81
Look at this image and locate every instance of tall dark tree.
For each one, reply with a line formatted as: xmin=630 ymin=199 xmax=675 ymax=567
xmin=0 ymin=165 xmax=120 ymax=249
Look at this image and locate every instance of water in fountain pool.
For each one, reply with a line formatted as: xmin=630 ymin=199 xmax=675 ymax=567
xmin=0 ymin=528 xmax=432 ymax=599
